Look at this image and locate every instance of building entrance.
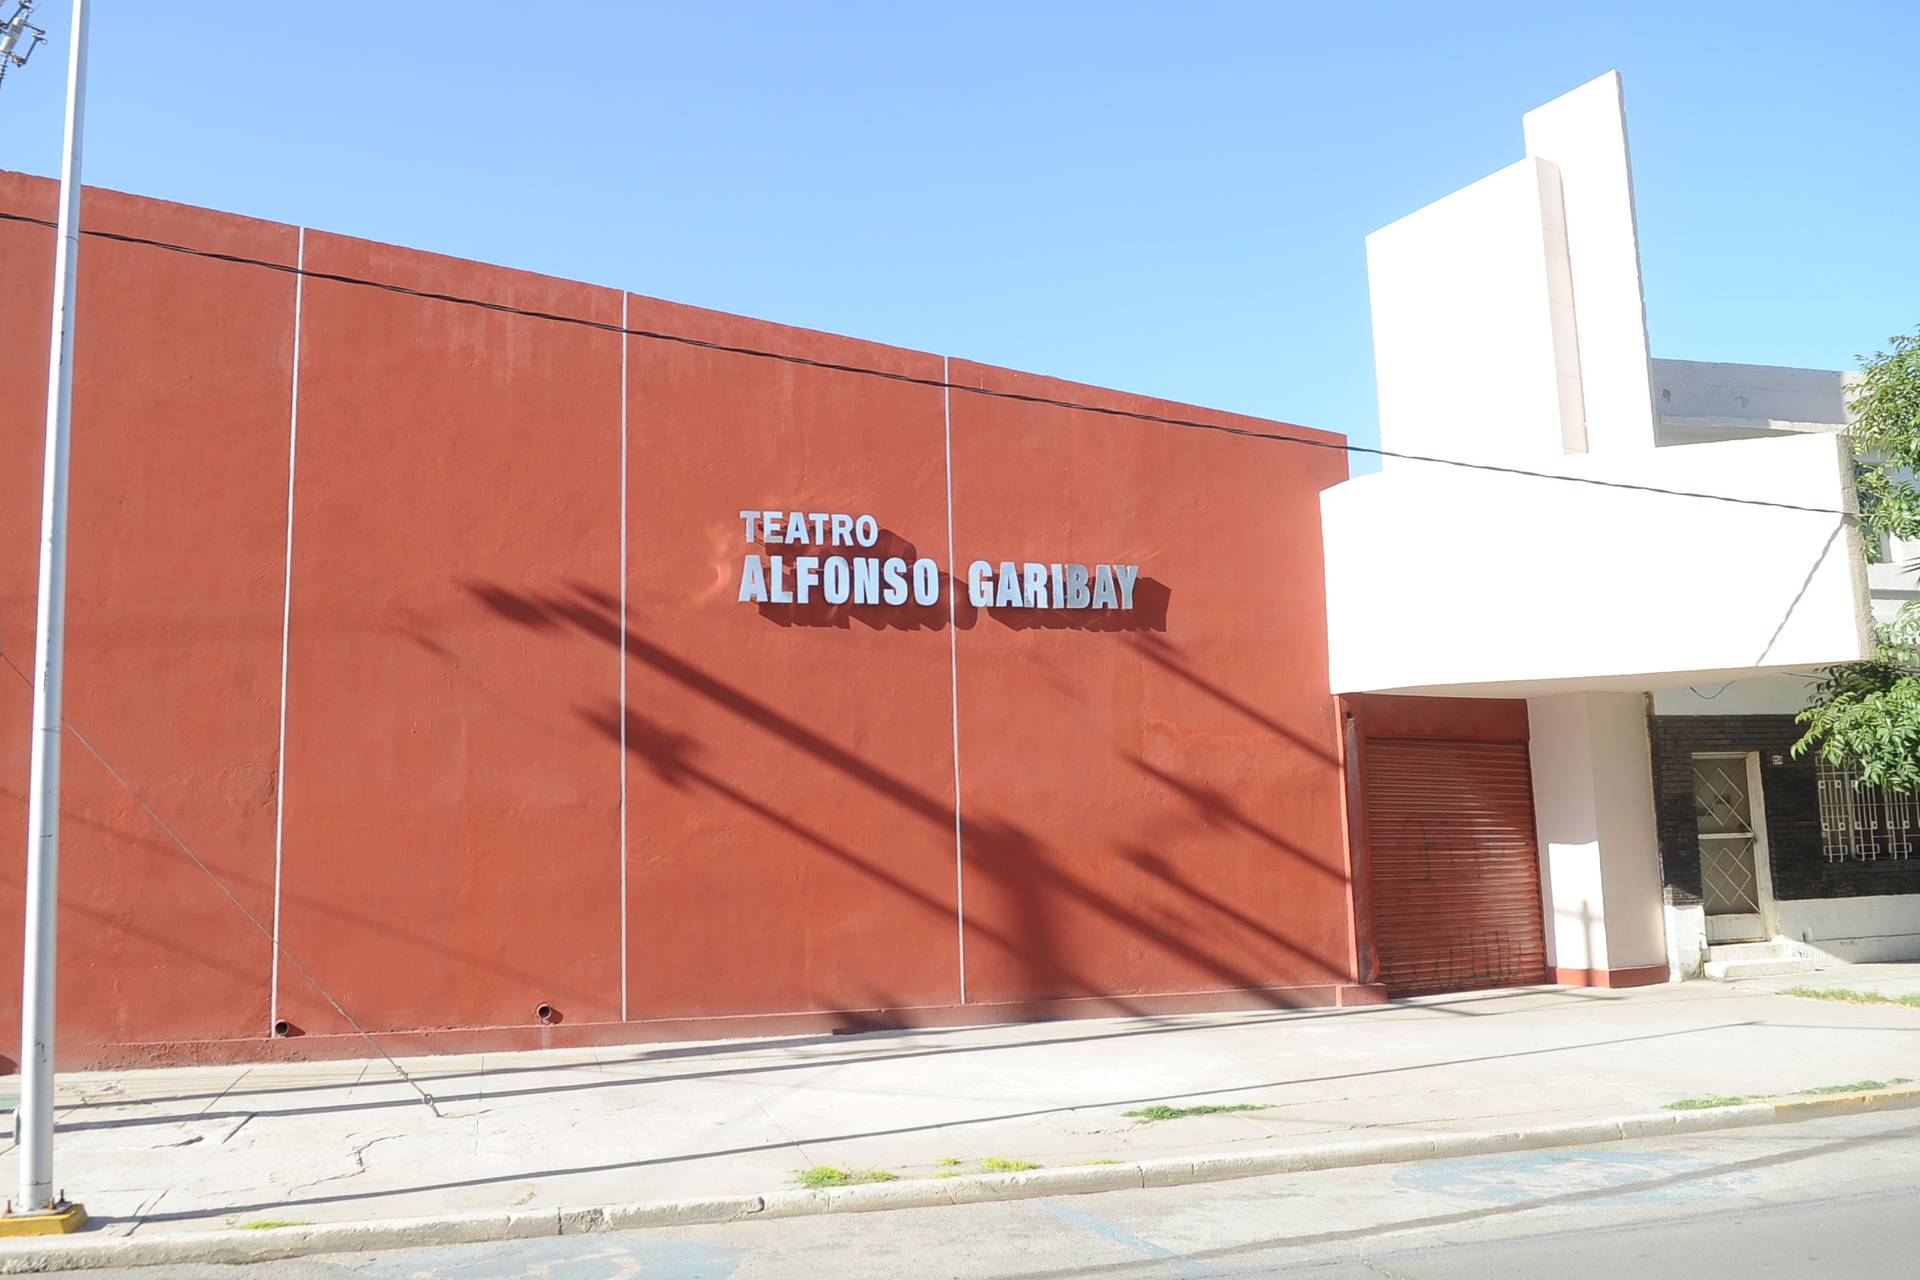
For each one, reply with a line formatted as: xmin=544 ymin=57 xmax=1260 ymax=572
xmin=1692 ymin=753 xmax=1776 ymax=943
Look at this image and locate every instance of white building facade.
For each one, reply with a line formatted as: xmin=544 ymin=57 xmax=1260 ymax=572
xmin=1322 ymin=72 xmax=1920 ymax=990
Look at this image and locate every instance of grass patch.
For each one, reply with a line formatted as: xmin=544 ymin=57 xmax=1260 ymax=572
xmin=1665 ymin=1095 xmax=1755 ymax=1111
xmin=1801 ymin=1078 xmax=1912 ymax=1095
xmin=1122 ymin=1103 xmax=1272 ymax=1123
xmin=1667 ymin=1076 xmax=1913 ymax=1110
xmin=1780 ymin=986 xmax=1920 ymax=1009
xmin=937 ymin=1157 xmax=960 ymax=1167
xmin=934 ymin=1171 xmax=962 ymax=1178
xmin=982 ymin=1157 xmax=1041 ymax=1172
xmin=237 ymin=1220 xmax=310 ymax=1231
xmin=795 ymin=1166 xmax=898 ymax=1189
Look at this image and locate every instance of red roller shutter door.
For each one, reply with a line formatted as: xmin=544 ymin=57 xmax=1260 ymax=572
xmin=1364 ymin=737 xmax=1548 ymax=996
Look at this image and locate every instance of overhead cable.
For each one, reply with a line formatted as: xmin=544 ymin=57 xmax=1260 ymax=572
xmin=0 ymin=647 xmax=444 ymax=1116
xmin=0 ymin=206 xmax=1858 ymax=523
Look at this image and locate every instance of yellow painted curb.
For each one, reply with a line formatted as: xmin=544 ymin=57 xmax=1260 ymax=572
xmin=0 ymin=1204 xmax=86 ymax=1237
xmin=1773 ymin=1082 xmax=1920 ymax=1118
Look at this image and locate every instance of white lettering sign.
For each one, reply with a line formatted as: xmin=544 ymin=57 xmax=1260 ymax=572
xmin=965 ymin=559 xmax=1139 ymax=610
xmin=737 ymin=510 xmax=1141 ymax=613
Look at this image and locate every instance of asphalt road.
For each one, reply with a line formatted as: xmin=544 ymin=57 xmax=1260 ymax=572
xmin=78 ymin=1109 xmax=1920 ymax=1279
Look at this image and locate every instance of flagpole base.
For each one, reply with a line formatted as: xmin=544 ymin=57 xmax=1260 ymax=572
xmin=0 ymin=1201 xmax=86 ymax=1235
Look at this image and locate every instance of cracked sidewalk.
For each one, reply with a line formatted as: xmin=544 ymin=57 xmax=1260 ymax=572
xmin=10 ymin=977 xmax=1919 ymax=1238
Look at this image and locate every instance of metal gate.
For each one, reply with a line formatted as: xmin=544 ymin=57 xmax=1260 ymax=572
xmin=1364 ymin=737 xmax=1549 ymax=996
xmin=1693 ymin=753 xmax=1773 ymax=942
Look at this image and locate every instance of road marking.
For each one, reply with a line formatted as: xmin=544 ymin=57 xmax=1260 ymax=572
xmin=1396 ymin=1149 xmax=1758 ymax=1207
xmin=1036 ymin=1198 xmax=1213 ymax=1277
xmin=355 ymin=1236 xmax=737 ymax=1280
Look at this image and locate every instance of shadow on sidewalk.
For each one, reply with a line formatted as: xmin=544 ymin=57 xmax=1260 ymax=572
xmin=71 ymin=986 xmax=1633 ymax=1118
xmin=64 ymin=992 xmax=1660 ymax=1138
xmin=103 ymin=1016 xmax=1779 ymax=1230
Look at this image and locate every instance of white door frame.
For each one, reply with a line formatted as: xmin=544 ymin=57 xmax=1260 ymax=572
xmin=1694 ymin=751 xmax=1778 ymax=943
xmin=1743 ymin=751 xmax=1779 ymax=939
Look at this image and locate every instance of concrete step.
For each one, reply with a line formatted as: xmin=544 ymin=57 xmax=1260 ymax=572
xmin=1708 ymin=941 xmax=1803 ymax=964
xmin=1705 ymin=956 xmax=1820 ymax=980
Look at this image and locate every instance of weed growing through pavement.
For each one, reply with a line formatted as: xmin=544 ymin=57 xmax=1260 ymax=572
xmin=1780 ymin=986 xmax=1920 ymax=1009
xmin=1668 ymin=1076 xmax=1913 ymax=1110
xmin=238 ymin=1220 xmax=311 ymax=1231
xmin=937 ymin=1157 xmax=960 ymax=1166
xmin=1123 ymin=1103 xmax=1272 ymax=1123
xmin=982 ymin=1157 xmax=1041 ymax=1172
xmin=795 ymin=1166 xmax=899 ymax=1189
xmin=1799 ymin=1078 xmax=1912 ymax=1095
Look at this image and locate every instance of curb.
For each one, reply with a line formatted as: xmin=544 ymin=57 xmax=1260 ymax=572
xmin=4 ymin=1083 xmax=1917 ymax=1273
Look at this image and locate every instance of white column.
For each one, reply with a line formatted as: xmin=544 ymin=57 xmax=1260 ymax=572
xmin=1527 ymin=692 xmax=1667 ymax=981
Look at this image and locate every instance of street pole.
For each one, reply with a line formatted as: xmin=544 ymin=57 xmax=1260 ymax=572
xmin=16 ymin=0 xmax=89 ymax=1224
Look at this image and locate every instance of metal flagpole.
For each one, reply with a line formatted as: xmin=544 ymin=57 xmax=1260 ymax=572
xmin=14 ymin=0 xmax=89 ymax=1229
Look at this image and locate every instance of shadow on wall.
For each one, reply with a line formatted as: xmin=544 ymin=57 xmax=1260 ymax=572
xmin=1129 ymin=633 xmax=1340 ymax=769
xmin=1122 ymin=756 xmax=1347 ymax=878
xmin=754 ymin=528 xmax=948 ymax=631
xmin=0 ymin=685 xmax=616 ymax=1037
xmin=982 ymin=575 xmax=1171 ymax=633
xmin=743 ymin=527 xmax=1172 ymax=633
xmin=463 ymin=580 xmax=1349 ymax=1008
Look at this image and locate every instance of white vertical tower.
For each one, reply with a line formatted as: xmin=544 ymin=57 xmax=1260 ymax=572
xmin=1521 ymin=71 xmax=1657 ymax=455
xmin=1366 ymin=70 xmax=1658 ymax=468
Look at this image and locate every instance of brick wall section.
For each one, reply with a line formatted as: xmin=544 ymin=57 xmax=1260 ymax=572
xmin=1649 ymin=714 xmax=1920 ymax=902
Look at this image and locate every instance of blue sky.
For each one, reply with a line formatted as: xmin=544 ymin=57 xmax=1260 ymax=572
xmin=0 ymin=2 xmax=1913 ymax=467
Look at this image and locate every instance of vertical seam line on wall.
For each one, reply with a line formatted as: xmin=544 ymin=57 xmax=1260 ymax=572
xmin=619 ymin=292 xmax=630 ymax=1022
xmin=944 ymin=356 xmax=967 ymax=1004
xmin=269 ymin=226 xmax=306 ymax=1034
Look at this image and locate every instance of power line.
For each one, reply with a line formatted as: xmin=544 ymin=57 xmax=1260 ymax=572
xmin=0 ymin=646 xmax=443 ymax=1116
xmin=0 ymin=1 xmax=46 ymax=92
xmin=0 ymin=206 xmax=1858 ymax=523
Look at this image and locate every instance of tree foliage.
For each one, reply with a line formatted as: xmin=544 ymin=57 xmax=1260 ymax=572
xmin=1796 ymin=329 xmax=1920 ymax=790
xmin=1850 ymin=330 xmax=1920 ymax=545
xmin=1794 ymin=609 xmax=1920 ymax=792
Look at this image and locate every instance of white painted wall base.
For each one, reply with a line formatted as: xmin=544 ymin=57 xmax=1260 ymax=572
xmin=1664 ymin=902 xmax=1707 ymax=980
xmin=1777 ymin=895 xmax=1920 ymax=964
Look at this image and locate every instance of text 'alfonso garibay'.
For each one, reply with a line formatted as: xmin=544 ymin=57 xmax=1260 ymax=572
xmin=735 ymin=509 xmax=1141 ymax=611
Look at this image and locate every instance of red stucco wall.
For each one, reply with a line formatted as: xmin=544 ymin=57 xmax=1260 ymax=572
xmin=0 ymin=170 xmax=1361 ymax=1067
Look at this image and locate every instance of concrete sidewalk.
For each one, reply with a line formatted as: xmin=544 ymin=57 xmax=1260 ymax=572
xmin=1731 ymin=960 xmax=1920 ymax=999
xmin=16 ymin=978 xmax=1920 ymax=1239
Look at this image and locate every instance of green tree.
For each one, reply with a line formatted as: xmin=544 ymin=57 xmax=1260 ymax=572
xmin=1848 ymin=329 xmax=1920 ymax=547
xmin=1794 ymin=328 xmax=1920 ymax=788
